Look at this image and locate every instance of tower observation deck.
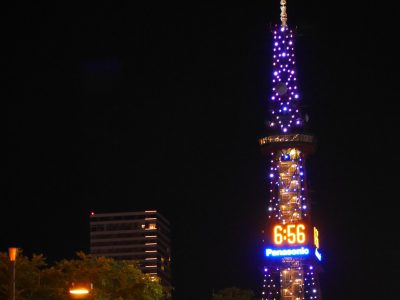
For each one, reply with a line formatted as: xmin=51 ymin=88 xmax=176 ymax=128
xmin=260 ymin=1 xmax=322 ymax=299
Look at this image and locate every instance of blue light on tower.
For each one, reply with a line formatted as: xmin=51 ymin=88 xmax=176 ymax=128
xmin=268 ymin=25 xmax=304 ymax=134
xmin=259 ymin=1 xmax=323 ymax=299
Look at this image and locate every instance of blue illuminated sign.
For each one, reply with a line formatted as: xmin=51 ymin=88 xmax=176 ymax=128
xmin=315 ymin=248 xmax=322 ymax=261
xmin=265 ymin=247 xmax=310 ymax=257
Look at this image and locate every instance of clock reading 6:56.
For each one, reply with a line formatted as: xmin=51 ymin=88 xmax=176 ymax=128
xmin=273 ymin=223 xmax=306 ymax=245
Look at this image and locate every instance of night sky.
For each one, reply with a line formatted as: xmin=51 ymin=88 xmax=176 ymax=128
xmin=4 ymin=1 xmax=399 ymax=299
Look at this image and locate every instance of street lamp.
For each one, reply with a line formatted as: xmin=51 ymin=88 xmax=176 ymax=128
xmin=69 ymin=282 xmax=93 ymax=299
xmin=8 ymin=247 xmax=18 ymax=300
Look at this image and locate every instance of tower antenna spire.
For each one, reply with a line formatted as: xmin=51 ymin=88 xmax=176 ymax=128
xmin=280 ymin=0 xmax=288 ymax=26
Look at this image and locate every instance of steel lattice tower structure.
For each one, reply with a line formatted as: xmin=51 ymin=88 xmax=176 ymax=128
xmin=259 ymin=1 xmax=322 ymax=299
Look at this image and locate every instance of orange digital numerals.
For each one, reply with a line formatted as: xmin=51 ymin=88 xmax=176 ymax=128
xmin=273 ymin=223 xmax=306 ymax=245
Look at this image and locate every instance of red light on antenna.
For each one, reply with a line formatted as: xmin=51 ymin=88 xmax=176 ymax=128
xmin=90 ymin=211 xmax=95 ymax=216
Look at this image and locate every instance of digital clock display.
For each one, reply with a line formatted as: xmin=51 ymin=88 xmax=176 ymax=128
xmin=272 ymin=223 xmax=307 ymax=245
xmin=265 ymin=223 xmax=322 ymax=261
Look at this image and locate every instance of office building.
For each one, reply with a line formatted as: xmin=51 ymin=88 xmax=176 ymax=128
xmin=90 ymin=210 xmax=171 ymax=286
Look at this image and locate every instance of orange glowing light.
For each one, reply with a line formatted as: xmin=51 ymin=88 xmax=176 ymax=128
xmin=69 ymin=283 xmax=92 ymax=299
xmin=273 ymin=223 xmax=306 ymax=245
xmin=314 ymin=227 xmax=319 ymax=249
xmin=273 ymin=225 xmax=283 ymax=244
xmin=69 ymin=288 xmax=90 ymax=295
xmin=8 ymin=248 xmax=18 ymax=262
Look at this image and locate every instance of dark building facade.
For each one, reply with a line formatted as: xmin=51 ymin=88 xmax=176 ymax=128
xmin=260 ymin=1 xmax=322 ymax=299
xmin=90 ymin=210 xmax=171 ymax=286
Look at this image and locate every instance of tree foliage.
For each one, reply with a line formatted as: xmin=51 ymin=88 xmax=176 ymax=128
xmin=0 ymin=251 xmax=46 ymax=300
xmin=212 ymin=287 xmax=258 ymax=300
xmin=0 ymin=250 xmax=168 ymax=300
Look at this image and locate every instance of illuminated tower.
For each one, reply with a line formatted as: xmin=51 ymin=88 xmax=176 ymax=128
xmin=259 ymin=1 xmax=322 ymax=299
